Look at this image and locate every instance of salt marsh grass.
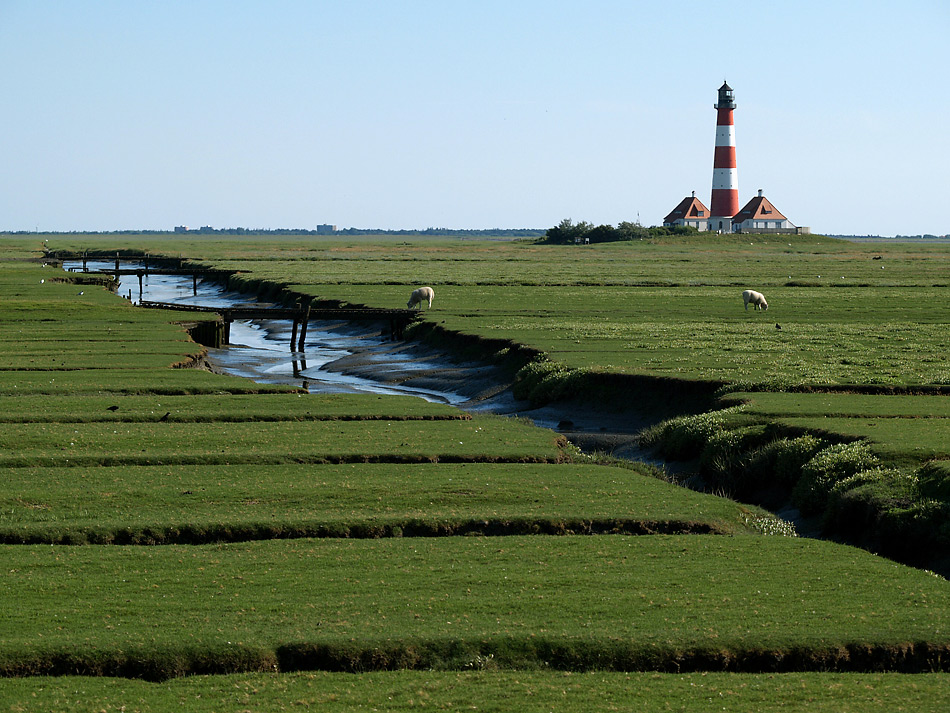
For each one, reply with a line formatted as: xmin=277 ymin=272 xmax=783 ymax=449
xmin=2 ymin=234 xmax=949 ymax=706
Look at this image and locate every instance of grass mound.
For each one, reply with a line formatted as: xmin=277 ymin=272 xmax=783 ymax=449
xmin=0 ymin=462 xmax=767 ymax=545
xmin=0 ymin=536 xmax=947 ymax=679
xmin=3 ymin=671 xmax=950 ymax=713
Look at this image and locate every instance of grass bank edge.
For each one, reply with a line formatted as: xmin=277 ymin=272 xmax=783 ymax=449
xmin=639 ymin=404 xmax=950 ymax=575
xmin=3 ymin=671 xmax=950 ymax=713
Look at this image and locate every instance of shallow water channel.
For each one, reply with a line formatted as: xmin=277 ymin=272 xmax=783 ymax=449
xmin=69 ymin=261 xmax=673 ymax=470
xmin=80 ymin=261 xmax=487 ymax=404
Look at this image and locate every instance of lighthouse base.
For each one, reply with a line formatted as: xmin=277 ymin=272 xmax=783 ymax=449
xmin=707 ymin=216 xmax=736 ymax=233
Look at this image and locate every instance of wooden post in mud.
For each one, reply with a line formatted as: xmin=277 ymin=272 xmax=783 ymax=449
xmin=297 ymin=301 xmax=311 ymax=351
xmin=136 ymin=270 xmax=144 ymax=302
xmin=193 ymin=273 xmax=198 ymax=296
xmin=114 ymin=252 xmax=120 ymax=278
xmin=223 ymin=311 xmax=231 ymax=345
xmin=290 ymin=305 xmax=300 ymax=351
xmin=82 ymin=251 xmax=87 ymax=272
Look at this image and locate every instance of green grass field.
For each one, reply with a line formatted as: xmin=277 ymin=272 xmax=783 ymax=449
xmin=0 ymin=392 xmax=467 ymax=423
xmin=3 ymin=671 xmax=949 ymax=713
xmin=0 ymin=462 xmax=764 ymax=544
xmin=2 ymin=235 xmax=950 ymax=708
xmin=1 ymin=536 xmax=946 ymax=677
xmin=0 ymin=416 xmax=564 ymax=468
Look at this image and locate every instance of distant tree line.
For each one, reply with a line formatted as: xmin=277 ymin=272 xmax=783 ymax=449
xmin=828 ymin=234 xmax=949 ymax=241
xmin=540 ymin=219 xmax=697 ymax=244
xmin=333 ymin=227 xmax=544 ymax=237
xmin=3 ymin=227 xmax=546 ymax=237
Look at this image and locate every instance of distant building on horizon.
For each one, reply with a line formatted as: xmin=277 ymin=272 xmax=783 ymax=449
xmin=663 ymin=191 xmax=710 ymax=230
xmin=316 ymin=224 xmax=336 ymax=234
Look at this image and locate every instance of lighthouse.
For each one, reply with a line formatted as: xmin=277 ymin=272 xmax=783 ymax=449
xmin=709 ymin=81 xmax=739 ymax=232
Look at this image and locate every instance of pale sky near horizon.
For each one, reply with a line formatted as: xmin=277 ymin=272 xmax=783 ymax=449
xmin=1 ymin=1 xmax=947 ymax=236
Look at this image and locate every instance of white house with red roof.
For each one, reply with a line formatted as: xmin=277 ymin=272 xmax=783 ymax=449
xmin=730 ymin=190 xmax=798 ymax=233
xmin=663 ymin=191 xmax=711 ymax=231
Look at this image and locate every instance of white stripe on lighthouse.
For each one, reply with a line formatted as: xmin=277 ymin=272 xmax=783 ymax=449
xmin=712 ymin=168 xmax=738 ymax=190
xmin=715 ymin=125 xmax=735 ymax=145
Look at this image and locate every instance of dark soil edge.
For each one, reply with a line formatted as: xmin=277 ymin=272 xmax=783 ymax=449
xmin=2 ymin=638 xmax=947 ymax=682
xmin=0 ymin=517 xmax=729 ymax=546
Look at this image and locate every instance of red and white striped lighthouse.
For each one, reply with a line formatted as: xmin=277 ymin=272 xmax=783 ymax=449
xmin=709 ymin=81 xmax=739 ymax=232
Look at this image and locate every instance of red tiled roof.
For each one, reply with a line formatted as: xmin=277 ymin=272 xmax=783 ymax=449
xmin=663 ymin=196 xmax=711 ymax=224
xmin=732 ymin=195 xmax=787 ymax=222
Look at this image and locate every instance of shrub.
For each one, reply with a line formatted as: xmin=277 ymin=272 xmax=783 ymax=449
xmin=877 ymin=499 xmax=950 ymax=561
xmin=743 ymin=435 xmax=827 ymax=491
xmin=638 ymin=407 xmax=743 ymax=461
xmin=792 ymin=442 xmax=880 ymax=517
xmin=699 ymin=425 xmax=771 ymax=497
xmin=918 ymin=460 xmax=950 ymax=500
xmin=822 ymin=467 xmax=918 ymax=536
xmin=512 ymin=358 xmax=588 ymax=406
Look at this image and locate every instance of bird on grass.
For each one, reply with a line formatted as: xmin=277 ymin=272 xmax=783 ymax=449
xmin=106 ymin=405 xmax=119 ymax=411
xmin=775 ymin=324 xmax=782 ymax=330
xmin=159 ymin=412 xmax=170 ymax=422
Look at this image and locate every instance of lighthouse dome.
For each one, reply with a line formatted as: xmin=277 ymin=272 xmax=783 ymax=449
xmin=716 ymin=81 xmax=735 ymax=109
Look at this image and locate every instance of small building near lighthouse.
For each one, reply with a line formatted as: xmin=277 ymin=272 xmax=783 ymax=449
xmin=663 ymin=192 xmax=710 ymax=230
xmin=731 ymin=190 xmax=799 ymax=233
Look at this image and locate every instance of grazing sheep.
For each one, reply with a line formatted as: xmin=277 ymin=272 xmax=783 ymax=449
xmin=407 ymin=286 xmax=434 ymax=309
xmin=742 ymin=289 xmax=768 ymax=311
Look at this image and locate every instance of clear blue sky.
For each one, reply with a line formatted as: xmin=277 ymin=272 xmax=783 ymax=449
xmin=1 ymin=1 xmax=947 ymax=236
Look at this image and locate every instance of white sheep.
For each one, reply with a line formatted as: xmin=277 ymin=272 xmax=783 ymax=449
xmin=742 ymin=289 xmax=768 ymax=311
xmin=407 ymin=286 xmax=434 ymax=309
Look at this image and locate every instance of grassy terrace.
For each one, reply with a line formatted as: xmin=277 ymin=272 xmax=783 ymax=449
xmin=1 ymin=235 xmax=949 ymax=708
xmin=0 ymin=393 xmax=467 ymax=422
xmin=732 ymin=392 xmax=950 ymax=466
xmin=0 ymin=418 xmax=564 ymax=468
xmin=3 ymin=671 xmax=949 ymax=713
xmin=0 ymin=462 xmax=760 ymax=545
xmin=1 ymin=536 xmax=947 ymax=677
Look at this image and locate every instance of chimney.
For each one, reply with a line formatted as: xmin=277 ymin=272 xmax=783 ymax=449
xmin=758 ymin=189 xmax=763 ymax=197
xmin=691 ymin=190 xmax=696 ymax=197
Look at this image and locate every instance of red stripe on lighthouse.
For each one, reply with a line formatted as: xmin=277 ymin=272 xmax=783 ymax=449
xmin=714 ymin=146 xmax=736 ymax=167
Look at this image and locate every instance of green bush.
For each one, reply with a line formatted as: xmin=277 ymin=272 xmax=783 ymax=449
xmin=699 ymin=425 xmax=771 ymax=497
xmin=792 ymin=442 xmax=880 ymax=516
xmin=638 ymin=408 xmax=739 ymax=461
xmin=743 ymin=435 xmax=827 ymax=491
xmin=512 ymin=358 xmax=588 ymax=406
xmin=877 ymin=499 xmax=950 ymax=561
xmin=822 ymin=467 xmax=918 ymax=536
xmin=918 ymin=461 xmax=950 ymax=500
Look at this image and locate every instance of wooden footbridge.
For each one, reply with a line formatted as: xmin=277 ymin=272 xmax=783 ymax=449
xmin=140 ymin=300 xmax=420 ymax=349
xmin=66 ymin=252 xmax=226 ymax=299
